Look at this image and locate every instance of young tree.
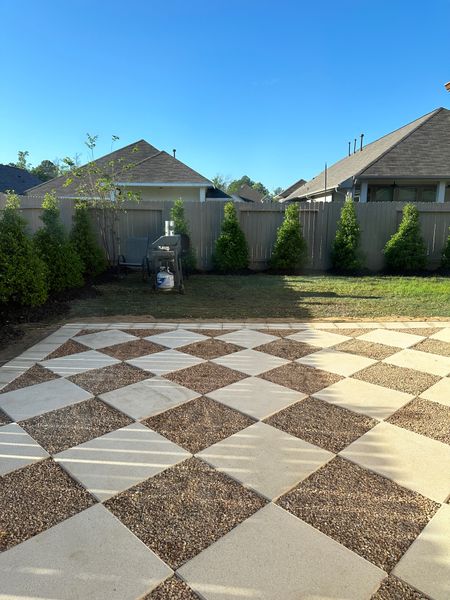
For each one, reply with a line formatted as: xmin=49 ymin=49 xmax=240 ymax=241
xmin=213 ymin=202 xmax=249 ymax=272
xmin=331 ymin=196 xmax=363 ymax=272
xmin=442 ymin=227 xmax=450 ymax=269
xmin=70 ymin=201 xmax=107 ymax=278
xmin=8 ymin=150 xmax=31 ymax=171
xmin=384 ymin=203 xmax=427 ymax=272
xmin=0 ymin=192 xmax=48 ymax=306
xmin=270 ymin=203 xmax=307 ymax=272
xmin=211 ymin=174 xmax=230 ymax=192
xmin=170 ymin=198 xmax=196 ymax=272
xmin=34 ymin=192 xmax=84 ymax=293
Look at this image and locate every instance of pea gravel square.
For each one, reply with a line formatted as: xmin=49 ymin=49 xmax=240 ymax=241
xmin=266 ymin=396 xmax=377 ymax=453
xmin=187 ymin=329 xmax=226 ymax=338
xmin=278 ymin=456 xmax=439 ymax=572
xmin=255 ymin=338 xmax=318 ymax=360
xmin=144 ymin=576 xmax=200 ymax=599
xmin=413 ymin=337 xmax=450 ymax=357
xmin=105 ymin=457 xmax=266 ymax=569
xmin=122 ymin=328 xmax=172 ymax=338
xmin=354 ymin=362 xmax=440 ymax=395
xmin=164 ymin=362 xmax=246 ymax=395
xmin=255 ymin=328 xmax=298 ymax=338
xmin=179 ymin=339 xmax=242 ymax=360
xmin=144 ymin=396 xmax=255 ymax=453
xmin=323 ymin=328 xmax=375 ymax=337
xmin=260 ymin=363 xmax=342 ymax=395
xmin=74 ymin=328 xmax=106 ymax=337
xmin=19 ymin=398 xmax=133 ymax=454
xmin=0 ymin=408 xmax=11 ymax=425
xmin=0 ymin=364 xmax=58 ymax=394
xmin=371 ymin=575 xmax=431 ymax=599
xmin=386 ymin=398 xmax=450 ymax=445
xmin=101 ymin=339 xmax=166 ymax=360
xmin=69 ymin=362 xmax=148 ymax=395
xmin=0 ymin=458 xmax=95 ymax=551
xmin=334 ymin=339 xmax=398 ymax=360
xmin=45 ymin=339 xmax=90 ymax=359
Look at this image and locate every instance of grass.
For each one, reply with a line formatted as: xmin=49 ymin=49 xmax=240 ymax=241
xmin=67 ymin=273 xmax=450 ymax=321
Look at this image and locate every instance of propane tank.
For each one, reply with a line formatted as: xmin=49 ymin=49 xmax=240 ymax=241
xmin=156 ymin=267 xmax=174 ymax=291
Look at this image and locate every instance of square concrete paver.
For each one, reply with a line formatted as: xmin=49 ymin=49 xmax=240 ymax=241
xmin=313 ymin=378 xmax=413 ymax=420
xmin=420 ymin=377 xmax=450 ymax=407
xmin=55 ymin=423 xmax=190 ymax=501
xmin=76 ymin=328 xmax=138 ymax=349
xmin=0 ymin=423 xmax=49 ymax=475
xmin=127 ymin=349 xmax=205 ymax=375
xmin=393 ymin=504 xmax=450 ymax=600
xmin=207 ymin=376 xmax=306 ymax=420
xmin=341 ymin=421 xmax=450 ymax=502
xmin=287 ymin=329 xmax=351 ymax=347
xmin=146 ymin=329 xmax=208 ymax=348
xmin=297 ymin=349 xmax=377 ymax=376
xmin=178 ymin=503 xmax=385 ymax=600
xmin=384 ymin=349 xmax=450 ymax=377
xmin=0 ymin=377 xmax=93 ymax=421
xmin=0 ymin=504 xmax=172 ymax=600
xmin=198 ymin=421 xmax=333 ymax=500
xmin=100 ymin=377 xmax=199 ymax=420
xmin=358 ymin=329 xmax=425 ymax=348
xmin=40 ymin=350 xmax=120 ymax=376
xmin=430 ymin=327 xmax=450 ymax=343
xmin=216 ymin=329 xmax=278 ymax=348
xmin=212 ymin=349 xmax=289 ymax=376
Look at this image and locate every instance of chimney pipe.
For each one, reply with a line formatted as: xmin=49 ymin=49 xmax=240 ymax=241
xmin=348 ymin=141 xmax=351 ymax=157
xmin=353 ymin=138 xmax=357 ymax=154
xmin=360 ymin=133 xmax=364 ymax=151
xmin=173 ymin=149 xmax=176 ymax=158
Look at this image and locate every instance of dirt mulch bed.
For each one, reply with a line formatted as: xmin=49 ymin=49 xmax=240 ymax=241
xmin=387 ymin=398 xmax=450 ymax=445
xmin=101 ymin=339 xmax=166 ymax=360
xmin=353 ymin=363 xmax=440 ymax=396
xmin=164 ymin=362 xmax=246 ymax=396
xmin=260 ymin=363 xmax=342 ymax=395
xmin=74 ymin=328 xmax=106 ymax=337
xmin=334 ymin=339 xmax=398 ymax=360
xmin=19 ymin=399 xmax=133 ymax=454
xmin=0 ymin=458 xmax=95 ymax=551
xmin=121 ymin=329 xmax=172 ymax=338
xmin=69 ymin=363 xmax=148 ymax=396
xmin=255 ymin=339 xmax=317 ymax=360
xmin=0 ymin=364 xmax=59 ymax=394
xmin=371 ymin=575 xmax=431 ymax=599
xmin=266 ymin=396 xmax=377 ymax=453
xmin=105 ymin=457 xmax=266 ymax=569
xmin=144 ymin=396 xmax=254 ymax=454
xmin=0 ymin=408 xmax=12 ymax=425
xmin=179 ymin=339 xmax=241 ymax=360
xmin=45 ymin=339 xmax=90 ymax=360
xmin=412 ymin=338 xmax=450 ymax=357
xmin=145 ymin=577 xmax=201 ymax=600
xmin=277 ymin=456 xmax=439 ymax=572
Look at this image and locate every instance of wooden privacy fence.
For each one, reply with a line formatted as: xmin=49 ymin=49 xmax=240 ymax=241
xmin=3 ymin=196 xmax=450 ymax=272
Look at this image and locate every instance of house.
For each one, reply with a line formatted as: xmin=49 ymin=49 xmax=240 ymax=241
xmin=278 ymin=178 xmax=306 ymax=201
xmin=25 ymin=140 xmax=218 ymax=202
xmin=0 ymin=165 xmax=42 ymax=194
xmin=232 ymin=183 xmax=267 ymax=203
xmin=284 ymin=107 xmax=450 ymax=203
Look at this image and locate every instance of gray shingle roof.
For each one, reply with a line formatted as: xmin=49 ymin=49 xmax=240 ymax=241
xmin=286 ymin=108 xmax=446 ymax=200
xmin=280 ymin=178 xmax=306 ymax=198
xmin=0 ymin=165 xmax=42 ymax=194
xmin=236 ymin=184 xmax=266 ymax=202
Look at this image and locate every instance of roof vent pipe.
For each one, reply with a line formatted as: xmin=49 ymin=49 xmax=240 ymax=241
xmin=173 ymin=149 xmax=176 ymax=158
xmin=360 ymin=133 xmax=364 ymax=151
xmin=348 ymin=141 xmax=351 ymax=156
xmin=353 ymin=139 xmax=357 ymax=154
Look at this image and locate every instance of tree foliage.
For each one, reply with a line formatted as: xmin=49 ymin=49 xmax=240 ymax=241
xmin=227 ymin=175 xmax=269 ymax=198
xmin=270 ymin=203 xmax=307 ymax=271
xmin=213 ymin=202 xmax=249 ymax=272
xmin=32 ymin=160 xmax=59 ymax=182
xmin=331 ymin=196 xmax=362 ymax=272
xmin=441 ymin=227 xmax=450 ymax=269
xmin=70 ymin=201 xmax=107 ymax=278
xmin=170 ymin=198 xmax=196 ymax=272
xmin=0 ymin=192 xmax=48 ymax=306
xmin=384 ymin=203 xmax=427 ymax=272
xmin=34 ymin=192 xmax=84 ymax=293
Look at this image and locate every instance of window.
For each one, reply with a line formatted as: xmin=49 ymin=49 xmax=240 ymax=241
xmin=398 ymin=187 xmax=417 ymax=202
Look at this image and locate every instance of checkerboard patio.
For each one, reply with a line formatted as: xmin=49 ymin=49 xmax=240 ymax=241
xmin=0 ymin=321 xmax=449 ymax=599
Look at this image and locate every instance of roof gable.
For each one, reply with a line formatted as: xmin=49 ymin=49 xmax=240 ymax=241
xmin=237 ymin=183 xmax=265 ymax=202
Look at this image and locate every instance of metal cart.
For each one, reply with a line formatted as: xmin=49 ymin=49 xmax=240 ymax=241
xmin=148 ymin=233 xmax=185 ymax=293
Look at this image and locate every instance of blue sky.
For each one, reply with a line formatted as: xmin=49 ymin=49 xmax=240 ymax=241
xmin=1 ymin=0 xmax=449 ymax=190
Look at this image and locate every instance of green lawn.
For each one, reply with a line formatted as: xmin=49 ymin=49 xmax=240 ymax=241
xmin=67 ymin=273 xmax=450 ymax=321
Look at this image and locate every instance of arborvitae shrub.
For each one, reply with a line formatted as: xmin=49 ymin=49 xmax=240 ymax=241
xmin=170 ymin=198 xmax=196 ymax=272
xmin=70 ymin=201 xmax=107 ymax=278
xmin=331 ymin=196 xmax=362 ymax=272
xmin=441 ymin=227 xmax=450 ymax=269
xmin=384 ymin=203 xmax=427 ymax=272
xmin=270 ymin=203 xmax=307 ymax=272
xmin=34 ymin=192 xmax=84 ymax=293
xmin=0 ymin=192 xmax=48 ymax=306
xmin=213 ymin=201 xmax=249 ymax=272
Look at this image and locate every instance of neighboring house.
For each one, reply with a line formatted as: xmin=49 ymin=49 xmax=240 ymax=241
xmin=232 ymin=183 xmax=267 ymax=203
xmin=284 ymin=107 xmax=450 ymax=203
xmin=277 ymin=178 xmax=306 ymax=201
xmin=0 ymin=165 xmax=42 ymax=194
xmin=25 ymin=140 xmax=218 ymax=202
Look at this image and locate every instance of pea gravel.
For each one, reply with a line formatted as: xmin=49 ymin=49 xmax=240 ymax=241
xmin=165 ymin=362 xmax=246 ymax=395
xmin=334 ymin=339 xmax=398 ymax=360
xmin=74 ymin=328 xmax=106 ymax=337
xmin=392 ymin=328 xmax=442 ymax=337
xmin=278 ymin=456 xmax=439 ymax=572
xmin=322 ymin=328 xmax=375 ymax=337
xmin=0 ymin=408 xmax=12 ymax=425
xmin=101 ymin=339 xmax=166 ymax=360
xmin=105 ymin=457 xmax=266 ymax=569
xmin=255 ymin=328 xmax=298 ymax=338
xmin=69 ymin=363 xmax=148 ymax=395
xmin=255 ymin=339 xmax=317 ymax=360
xmin=387 ymin=398 xmax=450 ymax=445
xmin=144 ymin=396 xmax=255 ymax=453
xmin=179 ymin=339 xmax=241 ymax=360
xmin=122 ymin=328 xmax=172 ymax=338
xmin=354 ymin=363 xmax=440 ymax=395
xmin=412 ymin=338 xmax=450 ymax=357
xmin=371 ymin=575 xmax=431 ymax=599
xmin=45 ymin=339 xmax=90 ymax=359
xmin=0 ymin=364 xmax=58 ymax=394
xmin=260 ymin=362 xmax=342 ymax=395
xmin=0 ymin=458 xmax=95 ymax=551
xmin=19 ymin=398 xmax=133 ymax=454
xmin=144 ymin=577 xmax=200 ymax=600
xmin=187 ymin=329 xmax=225 ymax=337
xmin=266 ymin=396 xmax=377 ymax=453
